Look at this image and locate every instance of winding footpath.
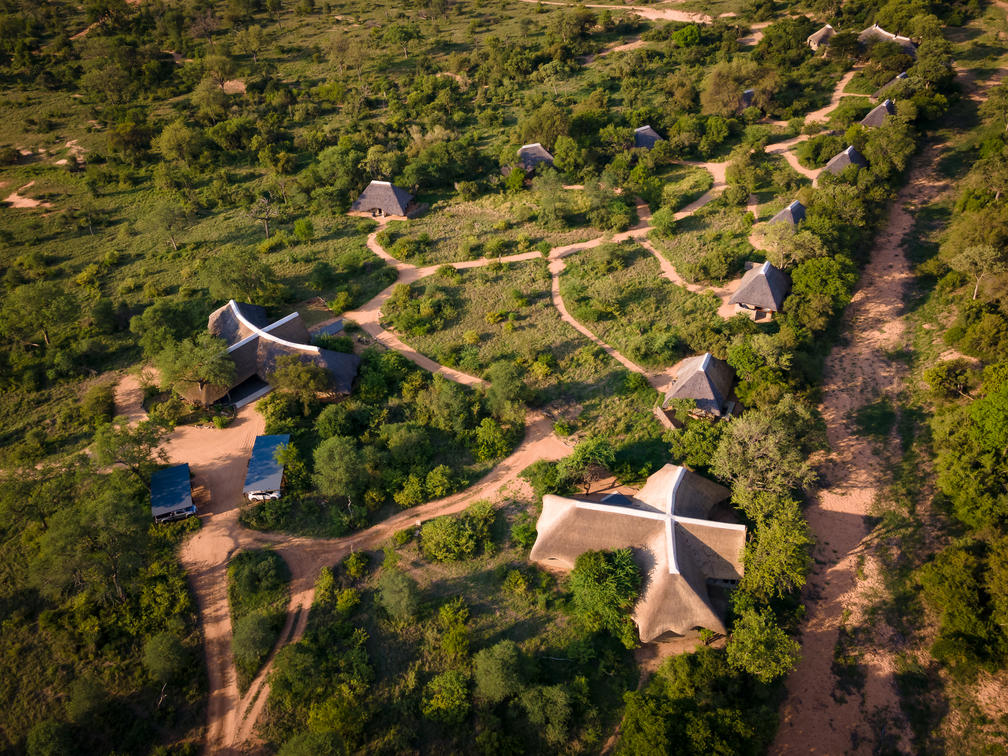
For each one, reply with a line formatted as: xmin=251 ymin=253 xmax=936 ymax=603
xmin=133 ymin=79 xmax=861 ymax=750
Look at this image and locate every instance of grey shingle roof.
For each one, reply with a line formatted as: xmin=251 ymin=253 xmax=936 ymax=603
xmin=861 ymin=98 xmax=896 ymax=127
xmin=729 ymin=261 xmax=791 ymax=312
xmin=633 ymin=125 xmax=663 ymax=150
xmin=768 ymin=200 xmax=806 ymax=226
xmin=824 ymin=145 xmax=868 ymax=175
xmin=350 ymin=180 xmax=414 ymax=216
xmin=663 ymin=353 xmax=735 ymax=417
xmin=517 ymin=143 xmax=554 ymax=171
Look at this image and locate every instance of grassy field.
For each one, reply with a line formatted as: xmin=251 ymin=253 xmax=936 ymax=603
xmin=379 ymin=194 xmax=602 ymax=265
xmin=647 ymin=201 xmax=756 ymax=283
xmin=559 ymin=242 xmax=738 ymax=369
xmin=384 ymin=258 xmax=627 ymax=404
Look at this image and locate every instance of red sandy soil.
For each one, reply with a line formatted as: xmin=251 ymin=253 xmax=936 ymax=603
xmin=772 ymin=144 xmax=951 ymax=756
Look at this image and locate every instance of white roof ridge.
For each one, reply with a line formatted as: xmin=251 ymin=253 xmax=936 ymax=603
xmin=227 ymin=300 xmax=320 ymax=354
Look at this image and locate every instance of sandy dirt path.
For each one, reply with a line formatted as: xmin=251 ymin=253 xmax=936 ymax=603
xmin=804 ymin=68 xmax=865 ymax=123
xmin=517 ymin=0 xmax=712 ymax=24
xmin=771 ymin=144 xmax=951 ymax=755
xmin=2 ymin=180 xmax=52 ymax=208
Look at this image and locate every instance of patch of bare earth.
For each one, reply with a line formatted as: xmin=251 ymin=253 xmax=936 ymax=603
xmin=772 ymin=145 xmax=951 ymax=755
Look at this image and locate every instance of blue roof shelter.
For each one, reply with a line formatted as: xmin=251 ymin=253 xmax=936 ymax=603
xmin=244 ymin=435 xmax=290 ymax=499
xmin=151 ymin=464 xmax=195 ymax=523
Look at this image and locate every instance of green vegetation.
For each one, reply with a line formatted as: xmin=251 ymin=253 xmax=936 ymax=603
xmin=228 ymin=549 xmax=291 ymax=691
xmin=240 ymin=348 xmax=521 ymax=537
xmin=559 ymin=241 xmax=741 ymax=368
xmin=0 ymin=0 xmax=986 ymax=751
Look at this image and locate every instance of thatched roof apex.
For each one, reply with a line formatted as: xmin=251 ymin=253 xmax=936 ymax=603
xmin=729 ymin=261 xmax=791 ymax=312
xmin=807 ymin=24 xmax=836 ymax=47
xmin=633 ymin=125 xmax=663 ymax=150
xmin=663 ymin=353 xmax=735 ymax=417
xmin=768 ymin=200 xmax=806 ymax=226
xmin=824 ymin=145 xmax=868 ymax=175
xmin=529 ymin=464 xmax=744 ymax=640
xmin=517 ymin=142 xmax=554 ymax=170
xmin=858 ymin=24 xmax=917 ymax=56
xmin=350 ymin=180 xmax=414 ymax=216
xmin=861 ymin=98 xmax=896 ymax=127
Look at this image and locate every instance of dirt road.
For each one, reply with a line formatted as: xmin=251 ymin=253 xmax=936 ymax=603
xmin=772 ymin=145 xmax=950 ymax=755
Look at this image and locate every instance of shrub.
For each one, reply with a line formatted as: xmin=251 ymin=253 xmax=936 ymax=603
xmin=510 ymin=513 xmax=538 ymax=550
xmin=376 ymin=568 xmax=420 ymax=622
xmin=473 ymin=640 xmax=523 ymax=703
xmin=342 ymin=551 xmax=369 ymax=579
xmin=420 ymin=500 xmax=495 ymax=562
xmin=423 ymin=669 xmax=471 ymax=725
xmin=80 ymin=383 xmax=115 ymax=426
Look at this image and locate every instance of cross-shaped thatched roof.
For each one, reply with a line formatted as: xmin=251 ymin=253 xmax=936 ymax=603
xmin=530 ymin=464 xmax=745 ymax=640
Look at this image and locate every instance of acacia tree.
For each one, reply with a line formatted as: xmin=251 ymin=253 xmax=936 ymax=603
xmin=950 ymin=244 xmax=1007 ymax=300
xmin=202 ymin=245 xmax=284 ymax=303
xmin=93 ymin=417 xmax=170 ymax=485
xmin=0 ymin=281 xmax=77 ymax=347
xmin=269 ymin=354 xmax=329 ymax=413
xmin=137 ymin=200 xmax=190 ymax=250
xmin=248 ymin=193 xmax=279 ymax=238
xmin=156 ymin=332 xmax=235 ymax=403
xmin=726 ymin=608 xmax=800 ymax=683
xmin=569 ymin=548 xmax=641 ymax=648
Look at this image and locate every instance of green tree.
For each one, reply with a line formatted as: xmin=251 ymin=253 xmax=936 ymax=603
xmin=570 ymin=548 xmax=641 ymax=648
xmin=26 ymin=720 xmax=73 ymax=756
xmin=137 ymin=200 xmax=190 ymax=251
xmin=232 ymin=613 xmax=275 ymax=676
xmin=558 ymin=435 xmax=615 ymax=493
xmin=156 ymin=332 xmax=235 ymax=403
xmin=384 ymin=22 xmax=420 ymax=59
xmin=422 ymin=669 xmax=471 ymax=725
xmin=0 ymin=281 xmax=77 ymax=347
xmin=739 ymin=497 xmax=812 ymax=600
xmin=376 ymin=568 xmax=420 ymax=622
xmin=93 ymin=418 xmax=169 ymax=485
xmin=473 ymin=640 xmax=523 ymax=703
xmin=313 ymin=435 xmax=366 ymax=507
xmin=711 ymin=395 xmax=823 ymax=509
xmin=153 ymin=119 xmax=200 ymax=165
xmin=726 ymin=608 xmax=800 ymax=683
xmin=201 ymin=245 xmax=285 ymax=303
xmin=950 ymin=245 xmax=1007 ymax=301
xmin=269 ymin=354 xmax=329 ymax=413
xmin=143 ymin=631 xmax=188 ymax=683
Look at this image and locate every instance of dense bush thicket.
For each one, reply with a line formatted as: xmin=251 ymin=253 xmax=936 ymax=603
xmin=241 ymin=348 xmax=522 ymax=537
xmin=228 ymin=549 xmax=291 ymax=691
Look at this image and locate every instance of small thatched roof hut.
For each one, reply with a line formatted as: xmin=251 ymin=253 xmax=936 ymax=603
xmin=663 ymin=353 xmax=735 ymax=417
xmin=517 ymin=142 xmax=554 ymax=171
xmin=861 ymin=98 xmax=896 ymax=127
xmin=767 ymin=200 xmax=806 ymax=226
xmin=824 ymin=145 xmax=868 ymax=175
xmin=530 ymin=464 xmax=745 ymax=640
xmin=874 ymin=71 xmax=908 ymax=99
xmin=807 ymin=24 xmax=836 ymax=51
xmin=729 ymin=261 xmax=791 ymax=313
xmin=350 ymin=180 xmax=415 ymax=217
xmin=739 ymin=88 xmax=756 ymax=110
xmin=633 ymin=125 xmax=664 ymax=150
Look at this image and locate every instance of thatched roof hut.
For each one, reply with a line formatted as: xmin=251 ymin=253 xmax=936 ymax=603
xmin=824 ymin=145 xmax=868 ymax=175
xmin=858 ymin=24 xmax=917 ymax=56
xmin=194 ymin=300 xmax=360 ymax=406
xmin=633 ymin=125 xmax=664 ymax=150
xmin=530 ymin=464 xmax=745 ymax=640
xmin=663 ymin=353 xmax=735 ymax=417
xmin=874 ymin=71 xmax=908 ymax=99
xmin=350 ymin=180 xmax=415 ymax=217
xmin=807 ymin=24 xmax=836 ymax=51
xmin=517 ymin=142 xmax=554 ymax=171
xmin=729 ymin=261 xmax=791 ymax=313
xmin=861 ymin=98 xmax=896 ymax=127
xmin=767 ymin=200 xmax=806 ymax=226
xmin=739 ymin=88 xmax=756 ymax=110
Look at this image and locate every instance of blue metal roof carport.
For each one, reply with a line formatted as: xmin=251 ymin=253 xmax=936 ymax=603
xmin=150 ymin=464 xmax=195 ymax=523
xmin=243 ymin=435 xmax=290 ymax=497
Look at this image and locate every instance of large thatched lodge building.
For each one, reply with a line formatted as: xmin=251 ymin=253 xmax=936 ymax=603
xmin=530 ymin=464 xmax=746 ymax=641
xmin=186 ymin=300 xmax=360 ymax=407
